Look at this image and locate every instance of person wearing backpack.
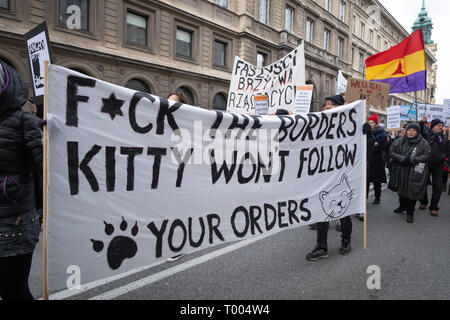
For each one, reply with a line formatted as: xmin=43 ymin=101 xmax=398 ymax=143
xmin=0 ymin=60 xmax=43 ymax=300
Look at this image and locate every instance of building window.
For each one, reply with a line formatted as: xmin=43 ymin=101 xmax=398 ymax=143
xmin=360 ymin=22 xmax=365 ymax=40
xmin=323 ymin=29 xmax=330 ymax=51
xmin=177 ymin=86 xmax=195 ymax=105
xmin=352 ymin=16 xmax=355 ymax=34
xmin=256 ymin=51 xmax=267 ymax=67
xmin=212 ymin=93 xmax=227 ymax=111
xmin=338 ymin=38 xmax=344 ymax=60
xmin=259 ymin=0 xmax=269 ymax=24
xmin=0 ymin=0 xmax=10 ymax=10
xmin=126 ymin=12 xmax=148 ymax=46
xmin=125 ymin=79 xmax=151 ymax=94
xmin=359 ymin=52 xmax=364 ymax=72
xmin=59 ymin=0 xmax=89 ymax=30
xmin=351 ymin=47 xmax=354 ymax=67
xmin=340 ymin=1 xmax=346 ymax=22
xmin=176 ymin=28 xmax=193 ymax=58
xmin=306 ymin=19 xmax=314 ymax=43
xmin=213 ymin=40 xmax=227 ymax=67
xmin=377 ymin=35 xmax=381 ymax=51
xmin=285 ymin=6 xmax=294 ymax=31
xmin=325 ymin=0 xmax=331 ymax=12
xmin=216 ymin=0 xmax=228 ymax=9
xmin=384 ymin=41 xmax=388 ymax=51
xmin=369 ymin=30 xmax=373 ymax=46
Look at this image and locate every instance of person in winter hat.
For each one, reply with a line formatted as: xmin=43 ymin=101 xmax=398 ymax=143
xmin=367 ymin=113 xmax=388 ymax=204
xmin=0 ymin=60 xmax=43 ymax=300
xmin=418 ymin=119 xmax=450 ymax=216
xmin=389 ymin=123 xmax=431 ymax=223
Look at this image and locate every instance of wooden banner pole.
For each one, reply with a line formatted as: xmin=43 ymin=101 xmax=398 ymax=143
xmin=43 ymin=60 xmax=49 ymax=300
xmin=364 ymin=101 xmax=368 ymax=250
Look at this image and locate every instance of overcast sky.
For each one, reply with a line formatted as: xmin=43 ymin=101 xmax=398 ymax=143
xmin=378 ymin=0 xmax=448 ymax=105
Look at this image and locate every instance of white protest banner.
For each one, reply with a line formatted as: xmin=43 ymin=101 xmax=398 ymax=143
xmin=387 ymin=106 xmax=401 ymax=129
xmin=294 ymin=85 xmax=313 ymax=114
xmin=254 ymin=95 xmax=269 ymax=115
xmin=24 ymin=22 xmax=53 ymax=105
xmin=444 ymin=99 xmax=450 ymax=127
xmin=227 ymin=43 xmax=305 ymax=115
xmin=336 ymin=70 xmax=348 ymax=95
xmin=415 ymin=103 xmax=446 ymax=122
xmin=46 ymin=65 xmax=366 ymax=294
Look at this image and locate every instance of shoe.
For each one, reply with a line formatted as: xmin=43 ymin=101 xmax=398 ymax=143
xmin=394 ymin=207 xmax=406 ymax=214
xmin=430 ymin=210 xmax=439 ymax=217
xmin=166 ymin=254 xmax=185 ymax=262
xmin=373 ymin=198 xmax=380 ymax=205
xmin=339 ymin=239 xmax=352 ymax=255
xmin=335 ymin=221 xmax=341 ymax=232
xmin=309 ymin=223 xmax=317 ymax=230
xmin=406 ymin=215 xmax=414 ymax=223
xmin=306 ymin=247 xmax=328 ymax=261
xmin=354 ymin=213 xmax=364 ymax=221
xmin=419 ymin=204 xmax=427 ymax=210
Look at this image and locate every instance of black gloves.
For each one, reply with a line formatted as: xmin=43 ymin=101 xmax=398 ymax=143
xmin=401 ymin=156 xmax=412 ymax=166
xmin=362 ymin=123 xmax=372 ymax=135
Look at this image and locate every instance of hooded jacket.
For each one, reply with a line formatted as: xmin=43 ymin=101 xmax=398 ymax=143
xmin=0 ymin=60 xmax=43 ymax=218
xmin=389 ymin=134 xmax=431 ymax=200
xmin=368 ymin=127 xmax=388 ymax=183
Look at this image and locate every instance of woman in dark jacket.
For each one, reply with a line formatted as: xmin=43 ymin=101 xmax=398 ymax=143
xmin=0 ymin=60 xmax=43 ymax=300
xmin=367 ymin=113 xmax=388 ymax=204
xmin=389 ymin=123 xmax=431 ymax=223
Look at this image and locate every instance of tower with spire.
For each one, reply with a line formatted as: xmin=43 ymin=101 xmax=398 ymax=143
xmin=412 ymin=0 xmax=433 ymax=44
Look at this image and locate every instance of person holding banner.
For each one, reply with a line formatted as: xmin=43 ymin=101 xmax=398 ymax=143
xmin=306 ymin=96 xmax=372 ymax=261
xmin=418 ymin=119 xmax=450 ymax=216
xmin=389 ymin=124 xmax=431 ymax=223
xmin=367 ymin=114 xmax=388 ymax=205
xmin=166 ymin=92 xmax=187 ymax=263
xmin=0 ymin=61 xmax=43 ymax=300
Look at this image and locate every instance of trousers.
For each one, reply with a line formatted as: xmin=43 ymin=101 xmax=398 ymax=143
xmin=316 ymin=216 xmax=352 ymax=251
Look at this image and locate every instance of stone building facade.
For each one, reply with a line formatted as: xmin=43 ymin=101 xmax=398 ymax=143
xmin=0 ymin=0 xmax=437 ymax=120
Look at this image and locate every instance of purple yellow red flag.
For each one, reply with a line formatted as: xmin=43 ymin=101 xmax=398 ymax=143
xmin=365 ymin=29 xmax=426 ymax=93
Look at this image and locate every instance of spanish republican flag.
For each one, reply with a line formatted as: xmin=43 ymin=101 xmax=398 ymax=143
xmin=365 ymin=29 xmax=426 ymax=93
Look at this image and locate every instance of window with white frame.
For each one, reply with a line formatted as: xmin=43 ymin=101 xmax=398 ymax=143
xmin=325 ymin=0 xmax=331 ymax=12
xmin=176 ymin=28 xmax=193 ymax=58
xmin=126 ymin=11 xmax=148 ymax=46
xmin=216 ymin=0 xmax=228 ymax=9
xmin=259 ymin=0 xmax=269 ymax=24
xmin=360 ymin=22 xmax=365 ymax=40
xmin=306 ymin=19 xmax=314 ymax=43
xmin=340 ymin=1 xmax=346 ymax=22
xmin=377 ymin=35 xmax=381 ymax=50
xmin=323 ymin=29 xmax=330 ymax=51
xmin=256 ymin=51 xmax=267 ymax=67
xmin=285 ymin=6 xmax=294 ymax=31
xmin=369 ymin=30 xmax=373 ymax=45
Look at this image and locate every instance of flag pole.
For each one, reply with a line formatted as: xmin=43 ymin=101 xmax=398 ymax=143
xmin=42 ymin=60 xmax=49 ymax=300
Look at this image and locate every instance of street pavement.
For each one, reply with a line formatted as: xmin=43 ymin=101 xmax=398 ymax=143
xmin=29 ymin=184 xmax=450 ymax=300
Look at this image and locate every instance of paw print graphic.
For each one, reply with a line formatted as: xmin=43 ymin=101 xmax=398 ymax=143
xmin=91 ymin=217 xmax=139 ymax=270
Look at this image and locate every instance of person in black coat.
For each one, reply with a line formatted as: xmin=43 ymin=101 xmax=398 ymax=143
xmin=367 ymin=113 xmax=388 ymax=204
xmin=0 ymin=60 xmax=43 ymax=300
xmin=418 ymin=119 xmax=450 ymax=216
